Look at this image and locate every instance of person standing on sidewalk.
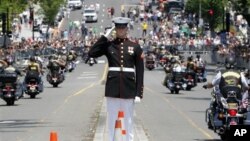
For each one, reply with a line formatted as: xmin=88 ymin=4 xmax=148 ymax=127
xmin=88 ymin=17 xmax=144 ymax=141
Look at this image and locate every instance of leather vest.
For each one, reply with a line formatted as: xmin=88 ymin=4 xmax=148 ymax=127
xmin=219 ymin=70 xmax=241 ymax=89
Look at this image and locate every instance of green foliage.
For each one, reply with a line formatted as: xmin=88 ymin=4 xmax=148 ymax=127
xmin=0 ymin=0 xmax=28 ymax=14
xmin=229 ymin=0 xmax=250 ymax=25
xmin=185 ymin=0 xmax=224 ymax=30
xmin=39 ymin=0 xmax=65 ymax=26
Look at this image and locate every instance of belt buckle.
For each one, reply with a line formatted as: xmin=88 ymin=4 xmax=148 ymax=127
xmin=120 ymin=66 xmax=123 ymax=72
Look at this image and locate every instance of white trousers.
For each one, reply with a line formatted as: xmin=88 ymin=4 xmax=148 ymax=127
xmin=106 ymin=97 xmax=134 ymax=141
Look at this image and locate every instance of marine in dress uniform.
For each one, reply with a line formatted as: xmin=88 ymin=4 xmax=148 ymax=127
xmin=88 ymin=17 xmax=144 ymax=141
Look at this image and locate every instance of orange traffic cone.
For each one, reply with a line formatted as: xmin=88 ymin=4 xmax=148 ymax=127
xmin=50 ymin=131 xmax=58 ymax=141
xmin=113 ymin=119 xmax=123 ymax=141
xmin=118 ymin=111 xmax=126 ymax=141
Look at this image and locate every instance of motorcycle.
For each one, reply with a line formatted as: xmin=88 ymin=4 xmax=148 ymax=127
xmin=184 ymin=71 xmax=196 ymax=91
xmin=195 ymin=65 xmax=207 ymax=82
xmin=0 ymin=74 xmax=22 ymax=105
xmin=24 ymin=71 xmax=43 ymax=99
xmin=145 ymin=60 xmax=155 ymax=70
xmin=166 ymin=72 xmax=185 ymax=94
xmin=47 ymin=70 xmax=64 ymax=87
xmin=67 ymin=61 xmax=75 ymax=72
xmin=205 ymin=86 xmax=250 ymax=140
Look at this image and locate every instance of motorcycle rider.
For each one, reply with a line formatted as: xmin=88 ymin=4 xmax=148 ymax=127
xmin=194 ymin=54 xmax=207 ymax=80
xmin=203 ymin=56 xmax=249 ymax=113
xmin=163 ymin=57 xmax=181 ymax=86
xmin=186 ymin=56 xmax=197 ymax=86
xmin=2 ymin=57 xmax=23 ymax=99
xmin=145 ymin=51 xmax=156 ymax=67
xmin=24 ymin=56 xmax=43 ymax=92
xmin=47 ymin=54 xmax=66 ymax=77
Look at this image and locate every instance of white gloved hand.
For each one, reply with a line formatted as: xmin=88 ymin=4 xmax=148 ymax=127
xmin=104 ymin=26 xmax=115 ymax=38
xmin=134 ymin=96 xmax=141 ymax=104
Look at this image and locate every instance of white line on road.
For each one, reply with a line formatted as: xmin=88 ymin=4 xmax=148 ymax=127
xmin=77 ymin=76 xmax=97 ymax=79
xmin=82 ymin=72 xmax=97 ymax=74
xmin=0 ymin=120 xmax=16 ymax=124
xmin=101 ymin=19 xmax=104 ymax=23
xmin=80 ymin=73 xmax=98 ymax=76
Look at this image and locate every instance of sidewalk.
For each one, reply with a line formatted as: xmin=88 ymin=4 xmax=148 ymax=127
xmin=14 ymin=4 xmax=64 ymax=42
xmin=93 ymin=98 xmax=149 ymax=141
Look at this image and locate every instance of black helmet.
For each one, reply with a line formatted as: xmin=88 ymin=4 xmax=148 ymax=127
xmin=225 ymin=56 xmax=236 ymax=69
xmin=196 ymin=54 xmax=200 ymax=59
xmin=188 ymin=56 xmax=193 ymax=61
xmin=30 ymin=56 xmax=36 ymax=62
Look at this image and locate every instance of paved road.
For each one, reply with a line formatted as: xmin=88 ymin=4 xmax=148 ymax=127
xmin=0 ymin=62 xmax=107 ymax=141
xmin=136 ymin=67 xmax=220 ymax=141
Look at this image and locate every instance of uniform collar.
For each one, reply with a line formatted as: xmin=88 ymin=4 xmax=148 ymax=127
xmin=115 ymin=38 xmax=128 ymax=43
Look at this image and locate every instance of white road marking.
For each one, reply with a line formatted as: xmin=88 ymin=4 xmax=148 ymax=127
xmin=98 ymin=60 xmax=106 ymax=64
xmin=77 ymin=76 xmax=97 ymax=79
xmin=0 ymin=120 xmax=16 ymax=124
xmin=80 ymin=73 xmax=98 ymax=76
xmin=82 ymin=72 xmax=97 ymax=74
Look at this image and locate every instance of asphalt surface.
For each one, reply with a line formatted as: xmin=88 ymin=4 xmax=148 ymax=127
xmin=0 ymin=62 xmax=106 ymax=141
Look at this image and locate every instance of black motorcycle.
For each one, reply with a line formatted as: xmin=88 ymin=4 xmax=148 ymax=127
xmin=24 ymin=72 xmax=42 ymax=98
xmin=205 ymin=86 xmax=250 ymax=140
xmin=166 ymin=72 xmax=185 ymax=94
xmin=184 ymin=71 xmax=196 ymax=91
xmin=0 ymin=74 xmax=21 ymax=105
xmin=47 ymin=70 xmax=64 ymax=87
xmin=145 ymin=60 xmax=155 ymax=70
xmin=195 ymin=66 xmax=207 ymax=82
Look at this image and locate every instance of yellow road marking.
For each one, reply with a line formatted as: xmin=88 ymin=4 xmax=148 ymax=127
xmin=145 ymin=87 xmax=214 ymax=139
xmin=99 ymin=63 xmax=108 ymax=84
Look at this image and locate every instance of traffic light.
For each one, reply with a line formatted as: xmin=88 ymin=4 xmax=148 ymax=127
xmin=208 ymin=0 xmax=214 ymax=16
xmin=208 ymin=9 xmax=214 ymax=16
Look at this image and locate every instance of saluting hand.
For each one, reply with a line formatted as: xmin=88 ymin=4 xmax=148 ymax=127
xmin=104 ymin=26 xmax=115 ymax=38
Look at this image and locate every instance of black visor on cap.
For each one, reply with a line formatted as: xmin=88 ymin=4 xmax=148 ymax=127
xmin=115 ymin=23 xmax=128 ymax=28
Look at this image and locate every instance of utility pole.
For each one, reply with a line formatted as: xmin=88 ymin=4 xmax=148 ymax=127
xmin=198 ymin=0 xmax=203 ymax=28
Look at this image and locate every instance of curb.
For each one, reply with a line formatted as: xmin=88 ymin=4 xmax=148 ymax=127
xmin=93 ymin=98 xmax=149 ymax=141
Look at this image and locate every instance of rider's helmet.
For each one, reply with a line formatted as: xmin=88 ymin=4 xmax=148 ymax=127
xmin=196 ymin=54 xmax=200 ymax=59
xmin=188 ymin=56 xmax=193 ymax=62
xmin=30 ymin=56 xmax=36 ymax=62
xmin=225 ymin=56 xmax=236 ymax=70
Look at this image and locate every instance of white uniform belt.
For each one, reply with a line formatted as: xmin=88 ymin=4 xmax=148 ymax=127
xmin=109 ymin=67 xmax=135 ymax=72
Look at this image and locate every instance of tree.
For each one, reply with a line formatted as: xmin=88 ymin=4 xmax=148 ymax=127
xmin=0 ymin=0 xmax=28 ymax=31
xmin=185 ymin=0 xmax=224 ymax=31
xmin=229 ymin=0 xmax=250 ymax=26
xmin=0 ymin=0 xmax=28 ymax=14
xmin=39 ymin=0 xmax=65 ymax=26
